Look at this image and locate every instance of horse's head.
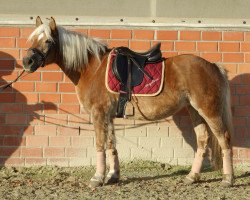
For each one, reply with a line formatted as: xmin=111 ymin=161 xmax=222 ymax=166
xmin=23 ymin=16 xmax=58 ymax=73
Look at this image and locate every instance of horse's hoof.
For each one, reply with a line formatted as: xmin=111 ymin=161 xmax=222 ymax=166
xmin=184 ymin=172 xmax=200 ymax=185
xmin=89 ymin=174 xmax=105 ymax=188
xmin=221 ymin=174 xmax=234 ymax=187
xmin=106 ymin=170 xmax=120 ymax=185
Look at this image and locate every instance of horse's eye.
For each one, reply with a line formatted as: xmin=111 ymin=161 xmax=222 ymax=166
xmin=45 ymin=40 xmax=51 ymax=44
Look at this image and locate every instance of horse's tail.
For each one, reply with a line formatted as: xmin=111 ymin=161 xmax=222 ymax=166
xmin=210 ymin=64 xmax=234 ymax=170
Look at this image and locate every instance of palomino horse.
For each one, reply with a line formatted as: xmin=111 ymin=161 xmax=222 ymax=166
xmin=23 ymin=17 xmax=234 ymax=187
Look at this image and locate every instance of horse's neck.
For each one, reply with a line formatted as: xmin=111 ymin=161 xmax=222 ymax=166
xmin=56 ymin=54 xmax=102 ymax=86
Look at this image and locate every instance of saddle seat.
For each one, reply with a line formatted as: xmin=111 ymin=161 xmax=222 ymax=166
xmin=111 ymin=43 xmax=164 ymax=118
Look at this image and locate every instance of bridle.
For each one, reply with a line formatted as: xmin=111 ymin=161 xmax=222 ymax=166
xmin=27 ymin=40 xmax=54 ymax=70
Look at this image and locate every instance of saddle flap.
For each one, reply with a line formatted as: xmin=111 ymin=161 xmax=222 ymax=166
xmin=112 ymin=54 xmax=146 ymax=87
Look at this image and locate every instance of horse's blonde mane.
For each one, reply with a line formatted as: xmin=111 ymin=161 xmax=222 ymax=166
xmin=28 ymin=24 xmax=107 ymax=71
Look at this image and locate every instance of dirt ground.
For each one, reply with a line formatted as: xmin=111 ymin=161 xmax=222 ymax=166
xmin=0 ymin=160 xmax=249 ymax=200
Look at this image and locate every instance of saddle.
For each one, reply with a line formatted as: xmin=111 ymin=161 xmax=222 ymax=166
xmin=112 ymin=43 xmax=164 ymax=118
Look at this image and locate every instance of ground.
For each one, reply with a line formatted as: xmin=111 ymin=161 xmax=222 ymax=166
xmin=0 ymin=160 xmax=249 ymax=200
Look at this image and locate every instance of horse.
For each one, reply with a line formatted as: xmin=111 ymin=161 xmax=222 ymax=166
xmin=23 ymin=16 xmax=234 ymax=188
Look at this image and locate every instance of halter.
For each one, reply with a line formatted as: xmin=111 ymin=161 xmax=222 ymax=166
xmin=27 ymin=41 xmax=54 ymax=70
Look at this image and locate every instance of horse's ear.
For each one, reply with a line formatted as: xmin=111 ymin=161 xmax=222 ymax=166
xmin=49 ymin=17 xmax=57 ymax=33
xmin=36 ymin=16 xmax=43 ymax=27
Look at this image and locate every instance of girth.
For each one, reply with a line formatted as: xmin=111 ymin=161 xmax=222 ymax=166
xmin=112 ymin=43 xmax=164 ymax=118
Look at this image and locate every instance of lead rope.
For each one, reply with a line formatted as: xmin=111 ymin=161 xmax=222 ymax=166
xmin=0 ymin=69 xmax=26 ymax=92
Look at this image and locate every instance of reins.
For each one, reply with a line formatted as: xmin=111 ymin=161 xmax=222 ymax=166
xmin=0 ymin=69 xmax=26 ymax=92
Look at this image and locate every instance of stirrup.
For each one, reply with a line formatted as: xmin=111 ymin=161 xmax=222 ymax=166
xmin=124 ymin=101 xmax=134 ymax=118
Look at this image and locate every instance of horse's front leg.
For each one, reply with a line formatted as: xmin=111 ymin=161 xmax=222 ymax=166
xmin=106 ymin=118 xmax=120 ymax=184
xmin=89 ymin=108 xmax=108 ymax=188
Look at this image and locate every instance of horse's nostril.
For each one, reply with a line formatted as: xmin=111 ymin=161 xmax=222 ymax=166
xmin=28 ymin=59 xmax=34 ymax=65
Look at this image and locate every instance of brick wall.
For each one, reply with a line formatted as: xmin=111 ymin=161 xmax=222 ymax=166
xmin=0 ymin=26 xmax=249 ymax=167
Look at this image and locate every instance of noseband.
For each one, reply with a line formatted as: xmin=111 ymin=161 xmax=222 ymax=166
xmin=27 ymin=41 xmax=54 ymax=69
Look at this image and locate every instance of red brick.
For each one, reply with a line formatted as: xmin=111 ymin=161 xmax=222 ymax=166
xmin=44 ymin=147 xmax=65 ymax=157
xmin=202 ymin=31 xmax=222 ymax=41
xmin=0 ymin=60 xmax=15 ymax=69
xmin=0 ymin=38 xmax=16 ymax=48
xmin=58 ymin=104 xmax=80 ymax=114
xmin=130 ymin=41 xmax=151 ymax=51
xmin=0 ymin=49 xmax=19 ymax=59
xmin=0 ymin=27 xmax=19 ymax=37
xmin=42 ymin=72 xmax=63 ymax=82
xmin=223 ymin=64 xmax=237 ymax=74
xmin=15 ymin=93 xmax=39 ymax=103
xmin=239 ymin=96 xmax=250 ymax=105
xmin=245 ymin=53 xmax=250 ymax=63
xmin=20 ymin=27 xmax=35 ymax=37
xmin=219 ymin=42 xmax=240 ymax=52
xmin=49 ymin=136 xmax=70 ymax=146
xmin=197 ymin=42 xmax=218 ymax=52
xmin=59 ymin=83 xmax=75 ymax=93
xmin=239 ymin=149 xmax=250 ymax=159
xmin=23 ymin=126 xmax=34 ymax=135
xmin=6 ymin=114 xmax=27 ymax=124
xmin=57 ymin=126 xmax=79 ymax=136
xmin=39 ymin=63 xmax=61 ymax=71
xmin=21 ymin=148 xmax=43 ymax=157
xmin=233 ymin=117 xmax=246 ymax=126
xmin=34 ymin=125 xmax=57 ymax=136
xmin=3 ymin=158 xmax=24 ymax=166
xmin=89 ymin=29 xmax=110 ymax=39
xmin=0 ymin=125 xmax=23 ymax=135
xmin=111 ymin=29 xmax=132 ymax=39
xmin=65 ymin=147 xmax=86 ymax=157
xmin=200 ymin=53 xmax=222 ymax=62
xmin=0 ymin=147 xmax=20 ymax=157
xmin=175 ymin=42 xmax=196 ymax=51
xmin=26 ymin=135 xmax=48 ymax=146
xmin=223 ymin=53 xmax=244 ymax=63
xmin=0 ymin=103 xmax=23 ymax=113
xmin=44 ymin=114 xmax=68 ymax=125
xmin=241 ymin=42 xmax=250 ymax=52
xmin=36 ymin=82 xmax=57 ymax=92
xmin=236 ymin=85 xmax=250 ymax=94
xmin=238 ymin=64 xmax=250 ymax=73
xmin=28 ymin=115 xmax=45 ymax=125
xmin=23 ymin=103 xmax=43 ymax=114
xmin=44 ymin=103 xmax=58 ymax=114
xmin=153 ymin=41 xmax=173 ymax=51
xmin=61 ymin=94 xmax=78 ymax=103
xmin=20 ymin=72 xmax=41 ymax=81
xmin=223 ymin=32 xmax=244 ymax=41
xmin=16 ymin=38 xmax=32 ymax=48
xmin=25 ymin=158 xmax=46 ymax=166
xmin=13 ymin=82 xmax=35 ymax=92
xmin=133 ymin=30 xmax=154 ymax=40
xmin=162 ymin=52 xmax=178 ymax=58
xmin=71 ymin=136 xmax=94 ymax=146
xmin=108 ymin=40 xmax=129 ymax=48
xmin=40 ymin=94 xmax=61 ymax=103
xmin=3 ymin=136 xmax=25 ymax=146
xmin=234 ymin=106 xmax=250 ymax=116
xmin=157 ymin=31 xmax=178 ymax=40
xmin=180 ymin=31 xmax=201 ymax=40
xmin=0 ymin=93 xmax=15 ymax=103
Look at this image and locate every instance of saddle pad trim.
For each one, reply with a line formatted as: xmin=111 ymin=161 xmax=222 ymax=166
xmin=105 ymin=50 xmax=165 ymax=97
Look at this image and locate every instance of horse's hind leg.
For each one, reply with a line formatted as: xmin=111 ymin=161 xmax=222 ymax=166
xmin=185 ymin=106 xmax=209 ymax=184
xmin=106 ymin=118 xmax=120 ymax=184
xmin=204 ymin=116 xmax=233 ymax=187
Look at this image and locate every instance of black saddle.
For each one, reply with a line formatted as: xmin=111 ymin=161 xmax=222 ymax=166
xmin=112 ymin=43 xmax=164 ymax=118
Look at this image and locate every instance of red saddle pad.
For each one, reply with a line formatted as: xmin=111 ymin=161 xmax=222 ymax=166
xmin=105 ymin=50 xmax=165 ymax=96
